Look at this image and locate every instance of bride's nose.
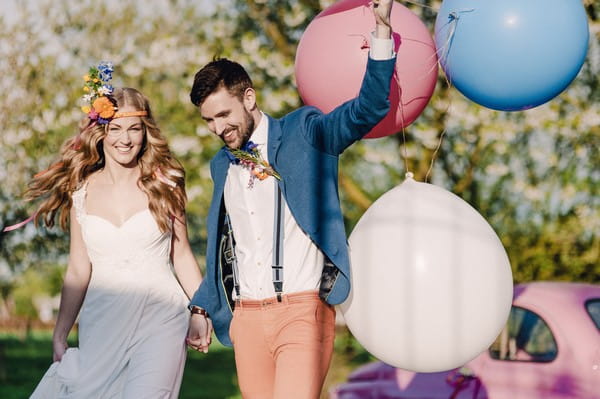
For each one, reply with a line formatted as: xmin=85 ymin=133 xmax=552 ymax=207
xmin=119 ymin=131 xmax=133 ymax=144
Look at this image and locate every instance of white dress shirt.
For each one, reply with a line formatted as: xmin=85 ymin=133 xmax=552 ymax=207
xmin=224 ymin=33 xmax=395 ymax=300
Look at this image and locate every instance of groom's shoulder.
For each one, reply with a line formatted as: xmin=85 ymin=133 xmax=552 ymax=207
xmin=279 ymin=106 xmax=323 ymax=129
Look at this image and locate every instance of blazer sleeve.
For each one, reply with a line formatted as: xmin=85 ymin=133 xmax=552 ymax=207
xmin=302 ymin=56 xmax=396 ymax=155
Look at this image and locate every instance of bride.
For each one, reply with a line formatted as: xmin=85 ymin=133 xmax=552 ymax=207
xmin=27 ymin=62 xmax=211 ymax=398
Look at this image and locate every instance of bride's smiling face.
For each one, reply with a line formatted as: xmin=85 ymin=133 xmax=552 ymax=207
xmin=103 ymin=108 xmax=145 ymax=167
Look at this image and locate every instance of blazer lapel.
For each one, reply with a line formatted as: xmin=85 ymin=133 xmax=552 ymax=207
xmin=212 ymin=148 xmax=231 ymax=199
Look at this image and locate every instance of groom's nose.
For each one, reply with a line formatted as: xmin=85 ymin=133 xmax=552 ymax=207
xmin=213 ymin=118 xmax=227 ymax=136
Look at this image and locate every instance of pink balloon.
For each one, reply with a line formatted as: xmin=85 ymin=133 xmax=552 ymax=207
xmin=295 ymin=0 xmax=438 ymax=138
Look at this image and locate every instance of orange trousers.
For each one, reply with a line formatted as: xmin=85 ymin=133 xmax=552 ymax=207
xmin=229 ymin=290 xmax=336 ymax=399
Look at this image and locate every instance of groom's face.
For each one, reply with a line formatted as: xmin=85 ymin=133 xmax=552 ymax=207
xmin=200 ymin=87 xmax=255 ymax=150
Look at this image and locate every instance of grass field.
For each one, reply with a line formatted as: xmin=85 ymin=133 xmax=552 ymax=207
xmin=0 ymin=328 xmax=374 ymax=399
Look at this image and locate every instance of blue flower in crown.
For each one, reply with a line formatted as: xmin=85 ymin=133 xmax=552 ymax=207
xmin=97 ymin=61 xmax=114 ymax=82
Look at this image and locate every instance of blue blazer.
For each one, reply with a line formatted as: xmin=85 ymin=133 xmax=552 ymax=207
xmin=191 ymin=57 xmax=396 ymax=346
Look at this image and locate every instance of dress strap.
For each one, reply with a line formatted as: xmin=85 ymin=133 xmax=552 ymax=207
xmin=71 ymin=181 xmax=89 ymax=225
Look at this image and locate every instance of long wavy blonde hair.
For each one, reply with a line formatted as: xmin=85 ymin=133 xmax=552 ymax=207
xmin=26 ymin=87 xmax=187 ymax=233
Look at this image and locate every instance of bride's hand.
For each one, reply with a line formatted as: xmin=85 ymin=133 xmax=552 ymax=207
xmin=53 ymin=338 xmax=68 ymax=362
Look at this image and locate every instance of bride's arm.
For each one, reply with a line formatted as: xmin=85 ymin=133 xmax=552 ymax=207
xmin=52 ymin=206 xmax=91 ymax=362
xmin=171 ymin=212 xmax=212 ymax=353
xmin=171 ymin=212 xmax=203 ymax=299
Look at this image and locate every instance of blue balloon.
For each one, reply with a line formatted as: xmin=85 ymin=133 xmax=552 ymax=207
xmin=435 ymin=0 xmax=589 ymax=111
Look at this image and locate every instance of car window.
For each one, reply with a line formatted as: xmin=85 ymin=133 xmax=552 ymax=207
xmin=489 ymin=306 xmax=557 ymax=362
xmin=585 ymin=299 xmax=600 ymax=330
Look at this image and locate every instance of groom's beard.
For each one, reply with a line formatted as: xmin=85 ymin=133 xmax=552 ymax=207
xmin=225 ymin=108 xmax=255 ymax=149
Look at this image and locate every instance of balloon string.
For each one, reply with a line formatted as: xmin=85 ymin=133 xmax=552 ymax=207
xmin=424 ymin=8 xmax=473 ymax=182
xmin=423 ymin=15 xmax=457 ymax=182
xmin=391 ymin=5 xmax=473 ymax=182
xmin=392 ymin=70 xmax=410 ymax=175
xmin=424 ymin=35 xmax=454 ymax=183
xmin=424 ymin=117 xmax=449 ymax=182
xmin=435 ymin=9 xmax=473 ymax=67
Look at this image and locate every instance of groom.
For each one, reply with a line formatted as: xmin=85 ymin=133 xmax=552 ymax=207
xmin=187 ymin=0 xmax=397 ymax=397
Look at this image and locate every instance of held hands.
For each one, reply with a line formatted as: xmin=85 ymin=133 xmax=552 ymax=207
xmin=186 ymin=313 xmax=213 ymax=353
xmin=373 ymin=0 xmax=393 ymax=39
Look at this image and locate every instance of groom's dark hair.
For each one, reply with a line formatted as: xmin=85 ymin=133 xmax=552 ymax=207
xmin=190 ymin=57 xmax=254 ymax=107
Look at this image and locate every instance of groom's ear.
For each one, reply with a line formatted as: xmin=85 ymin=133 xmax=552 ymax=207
xmin=242 ymin=88 xmax=257 ymax=112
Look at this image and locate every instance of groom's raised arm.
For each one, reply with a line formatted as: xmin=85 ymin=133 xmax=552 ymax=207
xmin=302 ymin=0 xmax=397 ymax=155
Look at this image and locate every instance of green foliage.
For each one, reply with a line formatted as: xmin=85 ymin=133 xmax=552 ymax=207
xmin=12 ymin=264 xmax=63 ymax=319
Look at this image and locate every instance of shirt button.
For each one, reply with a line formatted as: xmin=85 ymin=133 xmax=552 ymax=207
xmin=250 ymin=211 xmax=255 ymax=215
xmin=257 ymin=262 xmax=262 ymax=266
xmin=257 ymin=237 xmax=261 ymax=241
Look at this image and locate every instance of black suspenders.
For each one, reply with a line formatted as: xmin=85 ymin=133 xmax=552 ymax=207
xmin=226 ymin=181 xmax=285 ymax=302
xmin=272 ymin=183 xmax=284 ymax=301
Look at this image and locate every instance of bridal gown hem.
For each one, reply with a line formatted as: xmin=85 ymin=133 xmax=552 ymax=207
xmin=31 ymin=183 xmax=189 ymax=399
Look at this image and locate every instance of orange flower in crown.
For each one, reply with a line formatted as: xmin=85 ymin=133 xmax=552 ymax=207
xmin=92 ymin=96 xmax=116 ymax=119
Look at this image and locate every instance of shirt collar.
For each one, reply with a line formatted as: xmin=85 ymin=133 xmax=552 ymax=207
xmin=249 ymin=111 xmax=268 ymax=147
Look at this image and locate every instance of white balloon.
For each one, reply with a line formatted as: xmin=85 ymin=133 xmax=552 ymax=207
xmin=342 ymin=177 xmax=513 ymax=372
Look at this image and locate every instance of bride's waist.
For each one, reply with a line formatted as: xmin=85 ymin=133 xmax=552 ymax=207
xmin=90 ymin=254 xmax=171 ymax=270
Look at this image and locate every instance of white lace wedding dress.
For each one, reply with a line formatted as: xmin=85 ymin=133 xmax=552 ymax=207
xmin=31 ymin=184 xmax=190 ymax=398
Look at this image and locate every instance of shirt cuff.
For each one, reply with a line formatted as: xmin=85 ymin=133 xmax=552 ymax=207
xmin=369 ymin=31 xmax=395 ymax=60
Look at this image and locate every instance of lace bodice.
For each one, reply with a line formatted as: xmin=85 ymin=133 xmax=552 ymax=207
xmin=71 ymin=183 xmax=173 ymax=280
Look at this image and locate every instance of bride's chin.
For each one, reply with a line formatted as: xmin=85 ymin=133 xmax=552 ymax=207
xmin=106 ymin=155 xmax=139 ymax=168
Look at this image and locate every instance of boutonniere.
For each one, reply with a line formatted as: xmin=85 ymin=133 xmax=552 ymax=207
xmin=226 ymin=141 xmax=281 ymax=188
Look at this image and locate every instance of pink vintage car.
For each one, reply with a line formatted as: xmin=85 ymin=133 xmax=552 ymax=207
xmin=330 ymin=282 xmax=600 ymax=399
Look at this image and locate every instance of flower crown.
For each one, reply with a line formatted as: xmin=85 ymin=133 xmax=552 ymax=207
xmin=80 ymin=61 xmax=147 ymax=124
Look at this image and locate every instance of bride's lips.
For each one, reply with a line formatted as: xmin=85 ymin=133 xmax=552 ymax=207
xmin=115 ymin=146 xmax=133 ymax=154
